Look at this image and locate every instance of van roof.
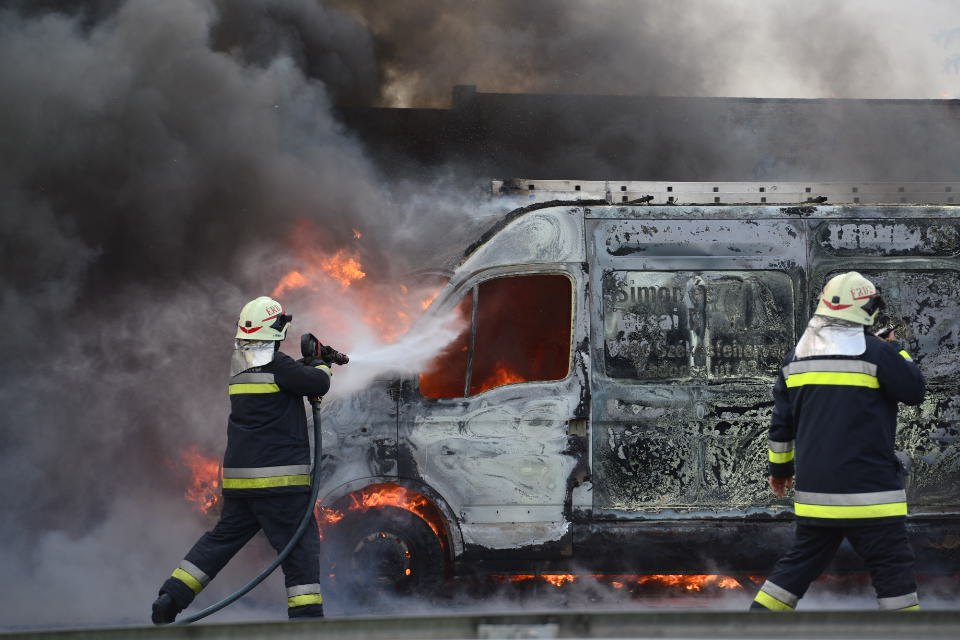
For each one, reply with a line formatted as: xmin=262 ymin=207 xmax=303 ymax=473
xmin=493 ymin=179 xmax=960 ymax=206
xmin=462 ymin=180 xmax=960 ymax=260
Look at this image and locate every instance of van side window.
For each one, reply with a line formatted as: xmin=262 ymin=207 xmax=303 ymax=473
xmin=602 ymin=270 xmax=794 ymax=381
xmin=419 ymin=274 xmax=573 ymax=398
xmin=419 ymin=295 xmax=473 ymax=398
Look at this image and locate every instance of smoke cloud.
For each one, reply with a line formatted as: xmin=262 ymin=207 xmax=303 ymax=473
xmin=0 ymin=0 xmax=480 ymax=628
xmin=336 ymin=0 xmax=958 ymax=106
xmin=1 ymin=0 xmax=959 ymax=630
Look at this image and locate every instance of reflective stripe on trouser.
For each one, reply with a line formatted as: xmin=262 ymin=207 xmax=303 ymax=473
xmin=760 ymin=522 xmax=916 ymax=612
xmin=157 ymin=494 xmax=321 ymax=615
xmin=752 ymin=580 xmax=798 ymax=611
xmin=170 ymin=559 xmax=210 ymax=595
xmin=793 ymin=490 xmax=907 ymax=520
xmin=878 ymin=592 xmax=920 ymax=611
xmin=222 ymin=464 xmax=311 ymax=490
xmin=287 ymin=583 xmax=323 ymax=608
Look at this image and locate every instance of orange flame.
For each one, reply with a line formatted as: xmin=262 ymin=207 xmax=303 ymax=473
xmin=271 ymin=270 xmax=308 ymax=298
xmin=542 ymin=574 xmax=575 ymax=587
xmin=322 ymin=249 xmax=366 ymax=289
xmin=476 ymin=360 xmax=526 ymax=392
xmin=420 ymin=291 xmax=439 ymax=311
xmin=180 ymin=446 xmax=221 ymax=514
xmin=346 ymin=484 xmax=443 ymax=538
xmin=493 ymin=574 xmax=742 ymax=591
xmin=315 ymin=483 xmax=448 ymax=552
xmin=314 ymin=505 xmax=345 ymax=540
xmin=268 ymin=220 xmax=446 ymax=343
xmin=635 ymin=574 xmax=741 ymax=591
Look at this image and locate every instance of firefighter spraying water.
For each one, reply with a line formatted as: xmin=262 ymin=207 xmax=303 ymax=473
xmin=151 ymin=296 xmax=348 ymax=625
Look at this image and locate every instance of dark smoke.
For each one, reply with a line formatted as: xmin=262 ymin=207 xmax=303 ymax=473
xmin=333 ymin=0 xmax=960 ymax=182
xmin=1 ymin=0 xmax=958 ymax=629
xmin=209 ymin=0 xmax=381 ymax=106
xmin=0 ymin=0 xmax=472 ymax=627
xmin=334 ymin=0 xmax=943 ymax=107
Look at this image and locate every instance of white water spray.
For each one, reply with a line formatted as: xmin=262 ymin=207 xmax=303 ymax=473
xmin=324 ymin=311 xmax=463 ymax=396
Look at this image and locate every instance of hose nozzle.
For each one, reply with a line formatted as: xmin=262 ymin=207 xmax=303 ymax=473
xmin=301 ymin=332 xmax=349 ymax=366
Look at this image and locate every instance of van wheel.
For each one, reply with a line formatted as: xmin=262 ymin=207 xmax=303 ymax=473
xmin=323 ymin=506 xmax=445 ymax=599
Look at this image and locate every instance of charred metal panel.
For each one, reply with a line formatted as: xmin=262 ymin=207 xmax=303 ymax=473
xmin=860 ymin=269 xmax=960 ymax=381
xmin=315 ymin=380 xmax=399 ymax=495
xmin=601 ymin=271 xmax=795 ymax=381
xmin=603 ymin=220 xmax=800 ymax=258
xmin=598 ymin=391 xmax=700 ymax=507
xmin=899 ymin=391 xmax=960 ymax=510
xmin=697 ymin=393 xmax=778 ymax=507
xmin=817 ymin=221 xmax=960 ymax=257
xmin=588 ymin=215 xmax=805 ymax=516
xmin=452 ymin=208 xmax=586 ymax=288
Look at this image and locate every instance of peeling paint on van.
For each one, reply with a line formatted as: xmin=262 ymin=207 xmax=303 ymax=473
xmin=318 ymin=201 xmax=960 ymax=572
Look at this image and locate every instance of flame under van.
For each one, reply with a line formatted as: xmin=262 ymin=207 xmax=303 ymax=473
xmin=317 ymin=181 xmax=960 ymax=594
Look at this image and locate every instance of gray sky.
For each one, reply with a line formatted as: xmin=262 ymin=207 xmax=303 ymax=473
xmin=342 ymin=0 xmax=960 ymax=106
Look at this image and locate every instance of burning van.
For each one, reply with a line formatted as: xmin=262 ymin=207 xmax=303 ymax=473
xmin=315 ymin=181 xmax=960 ymax=594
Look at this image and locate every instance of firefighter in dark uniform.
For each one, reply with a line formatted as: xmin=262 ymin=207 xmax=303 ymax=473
xmin=151 ymin=296 xmax=332 ymax=624
xmin=751 ymin=272 xmax=925 ymax=611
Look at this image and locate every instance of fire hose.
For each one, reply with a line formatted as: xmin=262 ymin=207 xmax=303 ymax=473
xmin=173 ymin=333 xmax=347 ymax=625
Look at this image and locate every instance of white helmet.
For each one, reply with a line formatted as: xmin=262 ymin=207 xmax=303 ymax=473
xmin=235 ymin=296 xmax=291 ymax=340
xmin=814 ymin=271 xmax=884 ymax=326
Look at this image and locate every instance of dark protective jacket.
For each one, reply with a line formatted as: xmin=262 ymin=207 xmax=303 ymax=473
xmin=767 ymin=335 xmax=925 ymax=526
xmin=222 ymin=351 xmax=331 ymax=497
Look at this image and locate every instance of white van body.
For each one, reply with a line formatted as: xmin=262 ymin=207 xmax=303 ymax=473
xmin=318 ymin=181 xmax=960 ymax=582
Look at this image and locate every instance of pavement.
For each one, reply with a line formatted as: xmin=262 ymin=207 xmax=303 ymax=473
xmin=2 ymin=609 xmax=959 ymax=640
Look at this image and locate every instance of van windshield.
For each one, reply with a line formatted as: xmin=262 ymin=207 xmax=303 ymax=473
xmin=601 ymin=270 xmax=795 ymax=381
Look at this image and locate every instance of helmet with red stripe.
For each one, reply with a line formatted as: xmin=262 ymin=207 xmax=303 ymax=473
xmin=814 ymin=271 xmax=884 ymax=326
xmin=235 ymin=296 xmax=292 ymax=341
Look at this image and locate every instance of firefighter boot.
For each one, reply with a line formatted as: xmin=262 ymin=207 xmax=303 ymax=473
xmin=151 ymin=592 xmax=180 ymax=625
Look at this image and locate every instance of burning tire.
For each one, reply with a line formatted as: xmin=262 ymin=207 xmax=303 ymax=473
xmin=322 ymin=505 xmax=445 ymax=601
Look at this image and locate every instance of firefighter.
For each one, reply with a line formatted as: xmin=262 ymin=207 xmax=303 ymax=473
xmin=151 ymin=296 xmax=332 ymax=624
xmin=752 ymin=272 xmax=925 ymax=612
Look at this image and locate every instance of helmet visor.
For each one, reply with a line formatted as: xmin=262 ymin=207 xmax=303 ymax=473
xmin=860 ymin=290 xmax=885 ymax=316
xmin=269 ymin=313 xmax=292 ymax=333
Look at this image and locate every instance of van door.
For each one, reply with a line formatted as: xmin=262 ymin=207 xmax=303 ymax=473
xmin=399 ymin=266 xmax=590 ymax=552
xmin=810 ymin=217 xmax=960 ymax=514
xmin=586 ymin=213 xmax=807 ymax=517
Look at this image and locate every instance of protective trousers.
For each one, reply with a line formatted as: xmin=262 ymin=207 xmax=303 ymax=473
xmin=752 ymin=521 xmax=918 ymax=611
xmin=160 ymin=493 xmax=323 ymax=618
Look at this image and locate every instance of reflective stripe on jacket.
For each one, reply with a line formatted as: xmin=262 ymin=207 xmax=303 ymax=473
xmin=768 ymin=335 xmax=924 ymax=526
xmin=222 ymin=351 xmax=330 ymax=497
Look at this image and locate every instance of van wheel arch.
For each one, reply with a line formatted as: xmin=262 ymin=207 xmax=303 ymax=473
xmin=318 ymin=477 xmax=464 ymax=559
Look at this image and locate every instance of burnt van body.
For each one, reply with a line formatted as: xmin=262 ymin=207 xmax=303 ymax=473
xmin=317 ymin=182 xmax=960 ymax=588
